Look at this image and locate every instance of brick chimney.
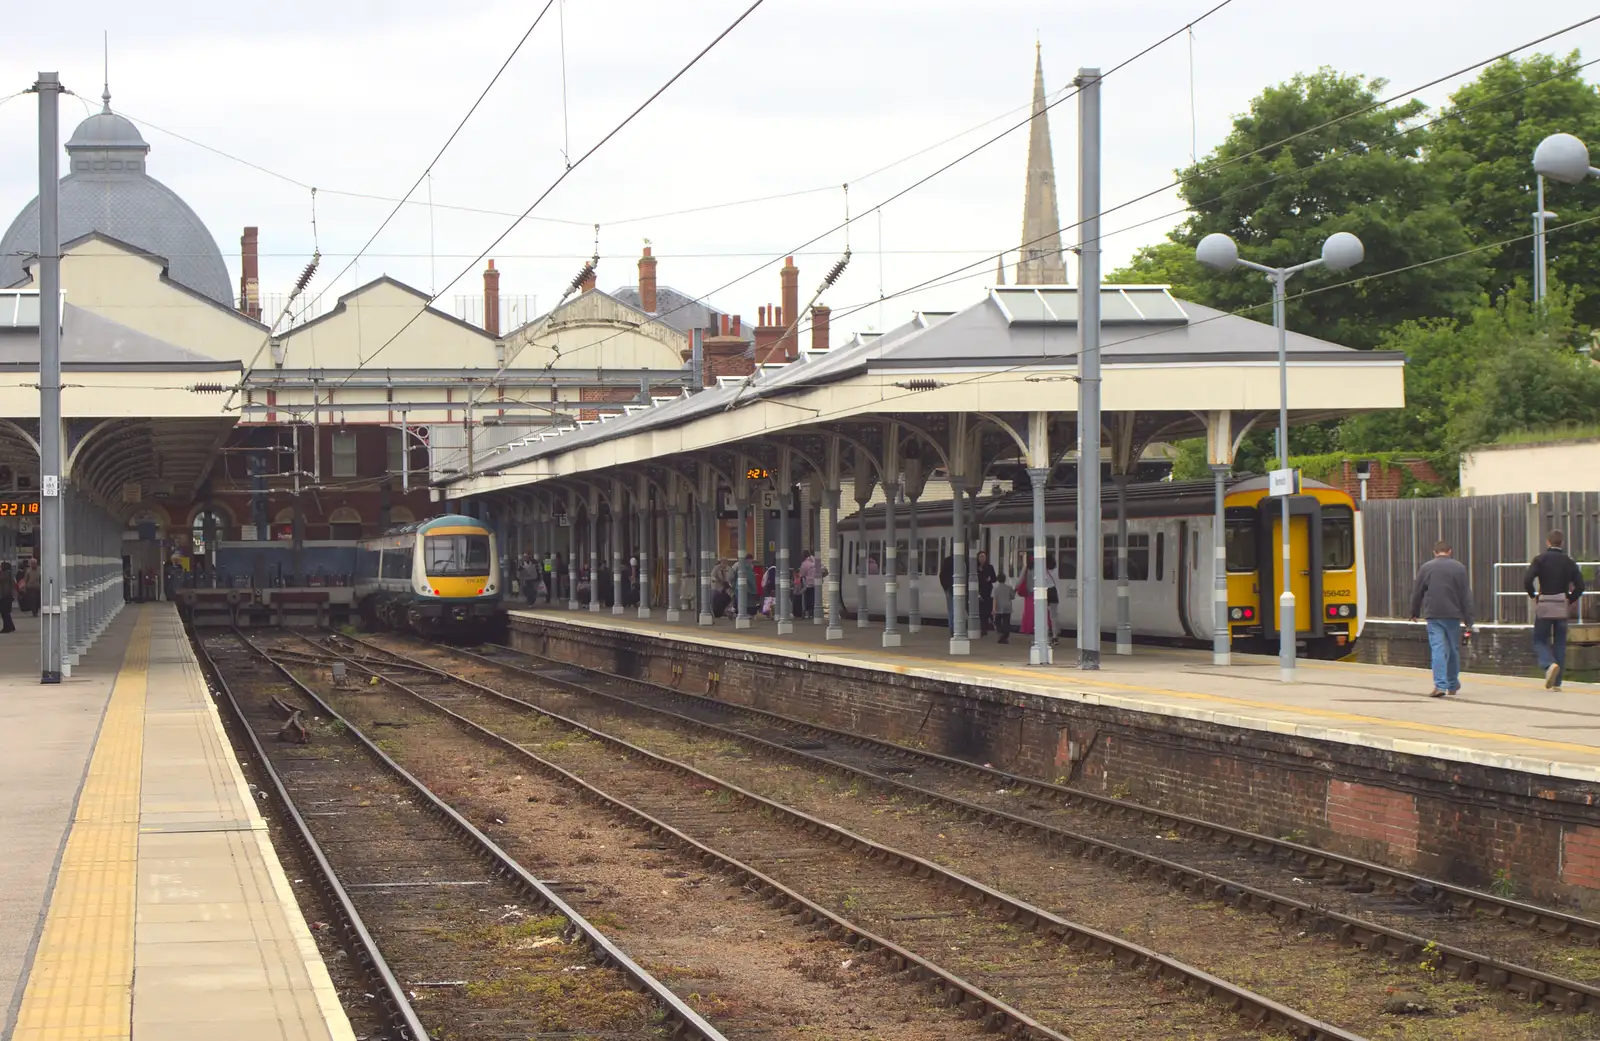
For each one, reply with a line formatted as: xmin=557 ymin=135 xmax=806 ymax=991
xmin=780 ymin=256 xmax=799 ymax=359
xmin=698 ymin=313 xmax=753 ymax=386
xmin=811 ymin=305 xmax=830 ymax=351
xmin=483 ymin=259 xmax=501 ymax=336
xmin=753 ymin=304 xmax=785 ymax=364
xmin=239 ymin=227 xmax=261 ymax=321
xmin=638 ymin=245 xmax=658 ymax=313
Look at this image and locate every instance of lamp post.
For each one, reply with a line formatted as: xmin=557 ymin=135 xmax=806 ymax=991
xmin=1533 ymin=134 xmax=1600 ymax=301
xmin=1195 ymin=231 xmax=1364 ymax=683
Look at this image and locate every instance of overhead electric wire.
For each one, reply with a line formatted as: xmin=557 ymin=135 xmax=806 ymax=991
xmin=221 ymin=0 xmax=559 ymax=411
xmin=317 ymin=0 xmax=772 ymax=400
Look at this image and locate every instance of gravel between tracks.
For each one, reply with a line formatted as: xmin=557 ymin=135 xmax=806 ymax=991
xmin=371 ymin=635 xmax=1600 ymax=1041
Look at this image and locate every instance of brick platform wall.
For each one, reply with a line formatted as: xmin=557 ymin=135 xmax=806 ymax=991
xmin=513 ymin=616 xmax=1600 ymax=912
xmin=1355 ymin=619 xmax=1599 ymax=681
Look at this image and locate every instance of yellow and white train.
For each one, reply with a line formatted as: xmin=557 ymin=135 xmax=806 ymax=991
xmin=844 ymin=476 xmax=1364 ymax=659
xmin=354 ymin=514 xmax=504 ymax=636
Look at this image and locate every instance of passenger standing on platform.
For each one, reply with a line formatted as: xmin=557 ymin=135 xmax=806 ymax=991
xmin=23 ymin=558 xmax=40 ymax=616
xmin=992 ymin=570 xmax=1013 ymax=645
xmin=542 ymin=554 xmax=554 ymax=603
xmin=1408 ymin=540 xmax=1474 ymax=698
xmin=1044 ymin=554 xmax=1061 ymax=645
xmin=939 ymin=552 xmax=955 ymax=627
xmin=976 ymin=551 xmax=997 ymax=636
xmin=1525 ymin=530 xmax=1586 ymax=690
xmin=798 ymin=550 xmax=819 ymax=619
xmin=518 ymin=555 xmax=539 ymax=607
xmin=0 ymin=561 xmax=15 ymax=633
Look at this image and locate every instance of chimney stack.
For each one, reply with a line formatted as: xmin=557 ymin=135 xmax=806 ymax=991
xmin=240 ymin=227 xmax=261 ymax=321
xmin=811 ymin=305 xmax=830 ymax=352
xmin=638 ymin=245 xmax=658 ymax=313
xmin=780 ymin=256 xmax=799 ymax=359
xmin=696 ymin=314 xmax=751 ymax=386
xmin=483 ymin=259 xmax=501 ymax=337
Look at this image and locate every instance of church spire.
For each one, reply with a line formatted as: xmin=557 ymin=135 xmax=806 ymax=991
xmin=101 ymin=31 xmax=111 ymax=113
xmin=995 ymin=250 xmax=1007 ymax=286
xmin=1016 ymin=43 xmax=1067 ymax=285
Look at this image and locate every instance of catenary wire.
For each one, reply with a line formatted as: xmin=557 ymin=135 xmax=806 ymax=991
xmin=317 ymin=0 xmax=772 ymax=399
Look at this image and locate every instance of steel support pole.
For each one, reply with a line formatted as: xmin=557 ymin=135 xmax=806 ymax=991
xmin=855 ymin=500 xmax=868 ymax=628
xmin=1535 ymin=175 xmax=1548 ymax=304
xmin=776 ymin=482 xmax=792 ymax=635
xmin=882 ymin=483 xmax=900 ymax=647
xmin=566 ymin=493 xmax=579 ymax=610
xmin=1273 ymin=271 xmax=1295 ymax=683
xmin=966 ymin=484 xmax=980 ymax=638
xmin=950 ymin=478 xmax=970 ymax=655
xmin=735 ymin=494 xmax=751 ymax=628
xmin=36 ymin=73 xmax=63 ymax=684
xmin=636 ymin=499 xmax=650 ymax=619
xmin=610 ymin=486 xmax=624 ymax=616
xmin=1211 ymin=463 xmax=1231 ymax=666
xmin=587 ymin=503 xmax=600 ymax=613
xmin=1075 ymin=66 xmax=1103 ymax=672
xmin=825 ymin=489 xmax=843 ymax=639
xmin=1115 ymin=475 xmax=1131 ymax=655
xmin=907 ymin=495 xmax=921 ymax=633
xmin=697 ymin=494 xmax=713 ymax=627
xmin=1029 ymin=467 xmax=1051 ymax=666
xmin=663 ymin=497 xmax=679 ymax=620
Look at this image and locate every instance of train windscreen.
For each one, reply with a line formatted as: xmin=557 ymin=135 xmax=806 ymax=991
xmin=424 ymin=533 xmax=492 ymax=576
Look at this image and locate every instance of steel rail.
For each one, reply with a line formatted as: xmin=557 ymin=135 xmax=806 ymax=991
xmin=216 ymin=629 xmax=730 ymax=1041
xmin=272 ymin=633 xmax=1069 ymax=1041
xmin=309 ymin=631 xmax=1367 ymax=1041
xmin=338 ymin=632 xmax=1600 ymax=1012
xmin=438 ymin=634 xmax=1600 ymax=943
xmin=190 ymin=625 xmax=432 ymax=1041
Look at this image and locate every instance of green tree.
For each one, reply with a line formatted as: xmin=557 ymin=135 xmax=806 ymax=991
xmin=1428 ymin=52 xmax=1600 ymax=327
xmin=1340 ymin=282 xmax=1593 ymax=454
xmin=1169 ymin=69 xmax=1488 ymax=348
xmin=1105 ymin=241 xmax=1210 ymax=302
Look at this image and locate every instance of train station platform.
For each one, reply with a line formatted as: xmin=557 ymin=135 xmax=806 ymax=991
xmin=510 ymin=605 xmax=1600 ymax=784
xmin=1 ymin=603 xmax=352 ymax=1041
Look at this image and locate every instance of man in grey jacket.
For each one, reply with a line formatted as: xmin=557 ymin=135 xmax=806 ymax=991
xmin=1408 ymin=540 xmax=1474 ymax=698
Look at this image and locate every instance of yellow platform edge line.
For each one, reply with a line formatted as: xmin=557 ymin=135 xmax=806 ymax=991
xmin=12 ymin=609 xmax=153 ymax=1041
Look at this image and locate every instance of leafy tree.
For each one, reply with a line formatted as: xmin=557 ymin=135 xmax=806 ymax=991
xmin=1105 ymin=241 xmax=1210 ymax=302
xmin=1165 ymin=69 xmax=1488 ymax=348
xmin=1340 ymin=282 xmax=1594 ymax=454
xmin=1428 ymin=52 xmax=1600 ymax=327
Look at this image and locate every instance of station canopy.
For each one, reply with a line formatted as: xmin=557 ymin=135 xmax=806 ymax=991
xmin=447 ymin=284 xmax=1404 ymax=495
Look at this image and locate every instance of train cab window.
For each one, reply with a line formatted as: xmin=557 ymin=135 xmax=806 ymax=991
xmin=1225 ymin=518 xmax=1257 ymax=572
xmin=381 ymin=549 xmax=413 ymax=580
xmin=1322 ymin=506 xmax=1356 ymax=570
xmin=424 ymin=532 xmax=492 ymax=576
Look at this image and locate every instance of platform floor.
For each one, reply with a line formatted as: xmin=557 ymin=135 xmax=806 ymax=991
xmin=514 ymin=604 xmax=1600 ymax=784
xmin=1 ymin=604 xmax=352 ymax=1041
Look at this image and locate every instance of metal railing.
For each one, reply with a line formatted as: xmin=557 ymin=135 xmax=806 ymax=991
xmin=1490 ymin=561 xmax=1600 ymax=624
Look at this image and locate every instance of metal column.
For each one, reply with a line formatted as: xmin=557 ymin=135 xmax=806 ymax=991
xmin=1115 ymin=475 xmax=1131 ymax=655
xmin=610 ymin=482 xmax=624 ymax=616
xmin=825 ymin=488 xmax=843 ymax=639
xmin=636 ymin=479 xmax=651 ymax=619
xmin=566 ymin=490 xmax=579 ymax=610
xmin=735 ymin=491 xmax=751 ymax=628
xmin=36 ymin=73 xmax=64 ymax=683
xmin=966 ymin=483 xmax=980 ymax=639
xmin=907 ymin=496 xmax=921 ymax=633
xmin=776 ymin=456 xmax=793 ymax=635
xmin=1029 ymin=467 xmax=1051 ymax=666
xmin=1211 ymin=463 xmax=1231 ymax=666
xmin=950 ymin=477 xmax=970 ymax=654
xmin=881 ymin=427 xmax=900 ymax=647
xmin=587 ymin=493 xmax=600 ymax=613
xmin=664 ymin=489 xmax=681 ymax=621
xmin=1075 ymin=65 xmax=1104 ymax=671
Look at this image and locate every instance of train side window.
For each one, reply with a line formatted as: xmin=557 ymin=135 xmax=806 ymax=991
xmin=1062 ymin=536 xmax=1077 ymax=580
xmin=1225 ymin=518 xmax=1257 ymax=572
xmin=896 ymin=540 xmax=909 ymax=575
xmin=1322 ymin=506 xmax=1356 ymax=570
xmin=1192 ymin=530 xmax=1200 ymax=568
xmin=1020 ymin=536 xmax=1034 ymax=579
xmin=381 ymin=549 xmax=413 ymax=580
xmin=1155 ymin=531 xmax=1165 ymax=582
xmin=1103 ymin=534 xmax=1151 ymax=581
xmin=358 ymin=548 xmax=380 ymax=579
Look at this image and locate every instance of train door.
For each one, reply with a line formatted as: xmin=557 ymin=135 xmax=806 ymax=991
xmin=1273 ymin=508 xmax=1312 ymax=630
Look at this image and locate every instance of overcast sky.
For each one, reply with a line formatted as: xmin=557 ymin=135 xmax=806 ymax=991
xmin=2 ymin=0 xmax=1598 ymax=342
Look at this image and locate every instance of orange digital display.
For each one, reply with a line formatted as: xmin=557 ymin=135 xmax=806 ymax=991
xmin=0 ymin=502 xmax=38 ymax=517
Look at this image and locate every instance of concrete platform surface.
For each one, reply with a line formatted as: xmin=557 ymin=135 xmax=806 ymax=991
xmin=2 ymin=603 xmax=353 ymax=1041
xmin=513 ymin=605 xmax=1600 ymax=784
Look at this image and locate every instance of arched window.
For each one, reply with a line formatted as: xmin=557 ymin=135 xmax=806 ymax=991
xmin=327 ymin=506 xmax=363 ymax=542
xmin=388 ymin=506 xmax=416 ymax=525
xmin=190 ymin=509 xmax=231 ymax=554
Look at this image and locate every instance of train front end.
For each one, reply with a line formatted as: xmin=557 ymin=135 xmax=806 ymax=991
xmin=410 ymin=516 xmax=503 ymax=636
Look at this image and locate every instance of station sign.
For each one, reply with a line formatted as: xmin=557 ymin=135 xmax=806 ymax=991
xmin=1267 ymin=468 xmax=1301 ymax=498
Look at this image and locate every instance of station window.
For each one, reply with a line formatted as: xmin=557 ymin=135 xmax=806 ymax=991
xmin=332 ymin=430 xmax=358 ymax=478
xmin=1322 ymin=506 xmax=1356 ymax=570
xmin=1225 ymin=517 xmax=1257 ymax=572
xmin=386 ymin=428 xmax=405 ymax=475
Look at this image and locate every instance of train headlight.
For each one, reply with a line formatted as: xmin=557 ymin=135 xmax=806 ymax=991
xmin=1229 ymin=607 xmax=1243 ymax=621
xmin=1340 ymin=604 xmax=1353 ymax=618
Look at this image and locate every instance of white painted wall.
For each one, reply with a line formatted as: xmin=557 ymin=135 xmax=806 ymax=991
xmin=1460 ymin=440 xmax=1600 ymax=496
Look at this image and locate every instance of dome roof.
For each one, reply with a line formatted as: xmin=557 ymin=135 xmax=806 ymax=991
xmin=65 ymin=111 xmax=148 ymax=153
xmin=0 ymin=99 xmax=233 ymax=308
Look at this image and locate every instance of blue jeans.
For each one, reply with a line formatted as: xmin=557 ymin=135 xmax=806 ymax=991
xmin=1533 ymin=617 xmax=1569 ymax=678
xmin=1426 ymin=618 xmax=1461 ymax=693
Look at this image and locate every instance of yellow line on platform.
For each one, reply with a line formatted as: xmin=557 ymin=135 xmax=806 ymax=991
xmin=13 ymin=608 xmax=152 ymax=1041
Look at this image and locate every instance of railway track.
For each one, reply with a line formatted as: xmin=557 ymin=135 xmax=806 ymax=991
xmin=335 ymin=631 xmax=1600 ymax=1036
xmin=368 ymin=630 xmax=1600 ymax=1004
xmin=194 ymin=628 xmax=728 ymax=1041
xmin=285 ymin=628 xmax=1380 ymax=1041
